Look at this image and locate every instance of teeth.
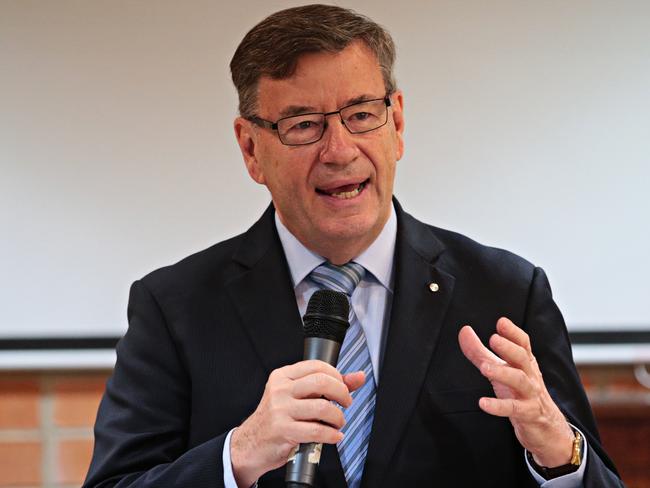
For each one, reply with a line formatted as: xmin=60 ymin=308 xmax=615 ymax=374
xmin=331 ymin=182 xmax=365 ymax=199
xmin=332 ymin=187 xmax=360 ymax=199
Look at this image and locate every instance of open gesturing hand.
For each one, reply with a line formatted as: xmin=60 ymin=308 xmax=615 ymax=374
xmin=458 ymin=317 xmax=575 ymax=468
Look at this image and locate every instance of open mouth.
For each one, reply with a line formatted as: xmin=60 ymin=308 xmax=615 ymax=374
xmin=316 ymin=179 xmax=369 ymax=200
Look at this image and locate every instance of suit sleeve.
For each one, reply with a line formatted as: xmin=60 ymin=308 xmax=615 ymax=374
xmin=83 ymin=280 xmax=228 ymax=488
xmin=524 ymin=267 xmax=625 ymax=488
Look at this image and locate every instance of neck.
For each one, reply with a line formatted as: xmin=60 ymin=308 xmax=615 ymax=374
xmin=318 ymin=242 xmax=373 ymax=266
xmin=284 ymin=218 xmax=389 ymax=266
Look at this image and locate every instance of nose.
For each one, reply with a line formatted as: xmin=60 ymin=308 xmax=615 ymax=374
xmin=318 ymin=115 xmax=360 ymax=165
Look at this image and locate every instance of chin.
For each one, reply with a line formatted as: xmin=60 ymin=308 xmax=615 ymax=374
xmin=315 ymin=215 xmax=378 ymax=243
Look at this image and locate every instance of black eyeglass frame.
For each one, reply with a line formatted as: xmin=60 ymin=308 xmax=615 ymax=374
xmin=247 ymin=95 xmax=392 ymax=146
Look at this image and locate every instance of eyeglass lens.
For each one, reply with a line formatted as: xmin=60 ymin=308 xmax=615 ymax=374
xmin=277 ymin=98 xmax=388 ymax=145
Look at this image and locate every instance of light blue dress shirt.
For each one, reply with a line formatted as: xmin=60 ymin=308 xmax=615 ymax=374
xmin=223 ymin=203 xmax=585 ymax=487
xmin=274 ymin=205 xmax=397 ymax=382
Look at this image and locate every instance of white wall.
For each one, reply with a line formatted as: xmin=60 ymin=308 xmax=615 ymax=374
xmin=1 ymin=0 xmax=648 ymax=338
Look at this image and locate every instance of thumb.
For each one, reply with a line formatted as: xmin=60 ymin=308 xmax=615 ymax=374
xmin=343 ymin=371 xmax=366 ymax=392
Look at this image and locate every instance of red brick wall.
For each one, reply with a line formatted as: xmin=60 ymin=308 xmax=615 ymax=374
xmin=0 ymin=367 xmax=648 ymax=487
xmin=0 ymin=372 xmax=109 ymax=487
xmin=579 ymin=365 xmax=650 ymax=488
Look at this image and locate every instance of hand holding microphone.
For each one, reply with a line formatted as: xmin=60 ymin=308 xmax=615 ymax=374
xmin=285 ymin=290 xmax=353 ymax=487
xmin=230 ymin=291 xmax=364 ymax=488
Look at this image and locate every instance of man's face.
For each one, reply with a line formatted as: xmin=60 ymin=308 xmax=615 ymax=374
xmin=235 ymin=41 xmax=404 ymax=261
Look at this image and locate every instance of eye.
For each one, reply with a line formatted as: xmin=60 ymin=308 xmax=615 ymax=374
xmin=351 ymin=111 xmax=372 ymax=121
xmin=287 ymin=119 xmax=321 ymax=132
xmin=296 ymin=120 xmax=314 ymax=130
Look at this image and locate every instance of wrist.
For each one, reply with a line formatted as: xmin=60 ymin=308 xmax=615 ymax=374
xmin=527 ymin=426 xmax=583 ymax=480
xmin=230 ymin=427 xmax=264 ymax=488
xmin=530 ymin=422 xmax=574 ymax=467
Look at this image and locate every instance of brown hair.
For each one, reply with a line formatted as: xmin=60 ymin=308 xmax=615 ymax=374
xmin=230 ymin=4 xmax=397 ymax=118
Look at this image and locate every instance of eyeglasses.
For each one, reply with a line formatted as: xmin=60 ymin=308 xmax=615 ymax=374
xmin=248 ymin=95 xmax=392 ymax=146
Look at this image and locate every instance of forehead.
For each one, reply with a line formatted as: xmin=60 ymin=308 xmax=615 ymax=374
xmin=256 ymin=41 xmax=385 ymax=115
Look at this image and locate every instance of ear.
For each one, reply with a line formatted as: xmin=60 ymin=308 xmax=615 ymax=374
xmin=390 ymin=90 xmax=405 ymax=161
xmin=234 ymin=117 xmax=266 ymax=185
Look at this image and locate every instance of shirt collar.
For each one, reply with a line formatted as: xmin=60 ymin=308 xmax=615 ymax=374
xmin=274 ymin=203 xmax=397 ymax=292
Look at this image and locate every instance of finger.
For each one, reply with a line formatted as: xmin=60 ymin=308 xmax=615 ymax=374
xmin=282 ymin=359 xmax=344 ymax=383
xmin=286 ymin=420 xmax=345 ymax=445
xmin=496 ymin=317 xmax=532 ymax=353
xmin=289 ymin=398 xmax=346 ymax=429
xmin=480 ymin=361 xmax=534 ymax=398
xmin=343 ymin=371 xmax=365 ymax=393
xmin=478 ymin=396 xmax=528 ymax=419
xmin=458 ymin=325 xmax=504 ymax=369
xmin=291 ymin=372 xmax=353 ymax=407
xmin=488 ymin=334 xmax=534 ymax=376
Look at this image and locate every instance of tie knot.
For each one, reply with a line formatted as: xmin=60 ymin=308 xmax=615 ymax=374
xmin=310 ymin=261 xmax=366 ymax=296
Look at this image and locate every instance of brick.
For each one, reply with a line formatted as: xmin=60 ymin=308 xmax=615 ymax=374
xmin=0 ymin=379 xmax=40 ymax=429
xmin=56 ymin=438 xmax=94 ymax=484
xmin=0 ymin=441 xmax=41 ymax=485
xmin=53 ymin=375 xmax=108 ymax=427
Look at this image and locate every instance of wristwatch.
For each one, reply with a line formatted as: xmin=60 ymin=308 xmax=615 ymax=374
xmin=526 ymin=428 xmax=583 ymax=479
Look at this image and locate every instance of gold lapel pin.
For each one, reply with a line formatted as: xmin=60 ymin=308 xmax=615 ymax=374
xmin=429 ymin=282 xmax=439 ymax=293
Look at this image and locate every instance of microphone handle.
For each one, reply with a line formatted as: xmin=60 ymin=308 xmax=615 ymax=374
xmin=285 ymin=337 xmax=342 ymax=487
xmin=303 ymin=337 xmax=342 ymax=365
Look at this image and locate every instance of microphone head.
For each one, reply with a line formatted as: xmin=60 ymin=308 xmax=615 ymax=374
xmin=303 ymin=290 xmax=350 ymax=344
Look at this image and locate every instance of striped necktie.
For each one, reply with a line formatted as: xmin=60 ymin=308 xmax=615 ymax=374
xmin=309 ymin=262 xmax=376 ymax=488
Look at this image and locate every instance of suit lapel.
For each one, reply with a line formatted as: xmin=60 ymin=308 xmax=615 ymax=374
xmin=363 ymin=202 xmax=456 ymax=487
xmin=225 ymin=204 xmax=304 ymax=375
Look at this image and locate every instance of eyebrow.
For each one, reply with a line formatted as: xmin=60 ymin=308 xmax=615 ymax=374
xmin=277 ymin=94 xmax=382 ymax=119
xmin=279 ymin=105 xmax=318 ymax=118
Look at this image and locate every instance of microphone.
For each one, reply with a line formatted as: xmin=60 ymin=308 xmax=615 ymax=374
xmin=285 ymin=289 xmax=350 ymax=488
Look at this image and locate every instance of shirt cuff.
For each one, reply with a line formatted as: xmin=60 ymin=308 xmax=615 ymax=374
xmin=223 ymin=429 xmax=240 ymax=488
xmin=525 ymin=424 xmax=588 ymax=488
xmin=223 ymin=428 xmax=259 ymax=488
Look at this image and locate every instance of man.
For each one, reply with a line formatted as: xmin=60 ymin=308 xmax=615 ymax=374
xmin=84 ymin=4 xmax=623 ymax=487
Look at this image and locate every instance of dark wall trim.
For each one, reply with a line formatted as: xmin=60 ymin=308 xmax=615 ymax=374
xmin=1 ymin=330 xmax=649 ymax=351
xmin=569 ymin=330 xmax=650 ymax=345
xmin=0 ymin=337 xmax=120 ymax=351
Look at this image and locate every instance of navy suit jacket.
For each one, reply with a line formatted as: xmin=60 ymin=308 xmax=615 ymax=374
xmin=84 ymin=200 xmax=623 ymax=487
